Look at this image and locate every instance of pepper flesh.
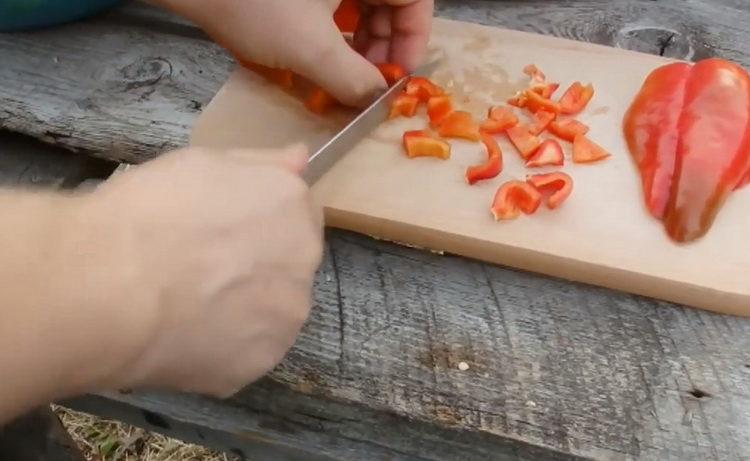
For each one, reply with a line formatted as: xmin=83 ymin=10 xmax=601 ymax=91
xmin=507 ymin=125 xmax=542 ymax=159
xmin=437 ymin=111 xmax=481 ymax=142
xmin=333 ymin=0 xmax=360 ymax=32
xmin=377 ymin=63 xmax=405 ymax=86
xmin=480 ymin=106 xmax=518 ymax=134
xmin=403 ymin=130 xmax=451 ymax=159
xmin=525 ymin=139 xmax=564 ymax=168
xmin=389 ymin=94 xmax=419 ymax=119
xmin=491 ymin=181 xmax=543 ymax=220
xmin=405 ymin=77 xmax=445 ymax=103
xmin=624 ymin=58 xmax=750 ymax=242
xmin=527 ymin=172 xmax=574 ymax=209
xmin=427 ymin=96 xmax=453 ymax=127
xmin=305 ymin=87 xmax=336 ymax=114
xmin=528 ymin=110 xmax=557 ymax=135
xmin=573 ymin=135 xmax=610 ymax=164
xmin=466 ymin=132 xmax=503 ymax=184
xmin=559 ymin=82 xmax=594 ymax=115
xmin=549 ymin=119 xmax=590 ymax=142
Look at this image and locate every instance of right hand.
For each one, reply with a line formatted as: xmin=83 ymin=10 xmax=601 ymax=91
xmin=69 ymin=145 xmax=323 ymax=398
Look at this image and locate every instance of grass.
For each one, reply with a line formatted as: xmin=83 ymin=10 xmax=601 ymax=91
xmin=53 ymin=405 xmax=240 ymax=461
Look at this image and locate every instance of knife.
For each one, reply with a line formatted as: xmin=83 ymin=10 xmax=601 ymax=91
xmin=301 ymin=59 xmax=441 ymax=185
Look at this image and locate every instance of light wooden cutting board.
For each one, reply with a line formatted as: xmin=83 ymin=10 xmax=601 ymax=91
xmin=190 ymin=18 xmax=750 ymax=317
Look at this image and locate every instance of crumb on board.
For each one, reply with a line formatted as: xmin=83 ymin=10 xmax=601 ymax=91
xmin=458 ymin=361 xmax=470 ymax=371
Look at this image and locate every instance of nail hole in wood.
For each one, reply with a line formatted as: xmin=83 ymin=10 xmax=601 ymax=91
xmin=688 ymin=388 xmax=711 ymax=399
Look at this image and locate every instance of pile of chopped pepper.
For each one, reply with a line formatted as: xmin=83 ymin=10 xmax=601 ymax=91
xmin=387 ymin=63 xmax=610 ymax=222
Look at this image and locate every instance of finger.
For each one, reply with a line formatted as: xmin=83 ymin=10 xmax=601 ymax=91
xmin=225 ymin=144 xmax=309 ymax=175
xmin=292 ymin=18 xmax=388 ymax=107
xmin=358 ymin=5 xmax=392 ymax=64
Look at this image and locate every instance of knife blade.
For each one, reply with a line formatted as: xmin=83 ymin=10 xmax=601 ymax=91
xmin=301 ymin=59 xmax=441 ymax=185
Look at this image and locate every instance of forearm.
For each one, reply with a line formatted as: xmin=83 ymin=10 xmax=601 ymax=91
xmin=0 ymin=190 xmax=136 ymax=424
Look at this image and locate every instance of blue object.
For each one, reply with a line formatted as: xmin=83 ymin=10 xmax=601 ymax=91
xmin=0 ymin=0 xmax=123 ymax=32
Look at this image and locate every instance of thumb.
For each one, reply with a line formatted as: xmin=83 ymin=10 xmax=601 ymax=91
xmin=293 ymin=20 xmax=388 ymax=107
xmin=226 ymin=143 xmax=309 ymax=175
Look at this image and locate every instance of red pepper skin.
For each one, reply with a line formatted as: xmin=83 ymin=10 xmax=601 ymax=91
xmin=305 ymin=87 xmax=336 ymax=114
xmin=528 ymin=110 xmax=557 ymax=135
xmin=527 ymin=172 xmax=573 ymax=210
xmin=491 ymin=181 xmax=543 ymax=220
xmin=624 ymin=58 xmax=750 ymax=242
xmin=507 ymin=125 xmax=542 ymax=159
xmin=405 ymin=77 xmax=445 ymax=103
xmin=377 ymin=63 xmax=406 ymax=86
xmin=403 ymin=130 xmax=451 ymax=159
xmin=466 ymin=132 xmax=503 ymax=184
xmin=334 ymin=0 xmax=360 ymax=33
xmin=559 ymin=82 xmax=594 ymax=115
xmin=525 ymin=139 xmax=564 ymax=168
xmin=389 ymin=94 xmax=419 ymax=119
xmin=437 ymin=111 xmax=481 ymax=142
xmin=573 ymin=134 xmax=610 ymax=164
xmin=427 ymin=96 xmax=453 ymax=127
xmin=549 ymin=119 xmax=590 ymax=142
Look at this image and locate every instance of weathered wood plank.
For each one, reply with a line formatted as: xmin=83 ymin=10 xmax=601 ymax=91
xmin=2 ymin=1 xmax=749 ymax=460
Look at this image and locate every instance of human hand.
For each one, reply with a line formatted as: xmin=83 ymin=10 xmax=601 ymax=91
xmin=153 ymin=0 xmax=434 ymax=107
xmin=73 ymin=145 xmax=323 ymax=397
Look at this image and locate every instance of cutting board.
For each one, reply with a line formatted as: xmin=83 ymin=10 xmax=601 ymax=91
xmin=190 ymin=18 xmax=750 ymax=317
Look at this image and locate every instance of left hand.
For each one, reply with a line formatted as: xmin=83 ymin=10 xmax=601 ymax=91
xmin=153 ymin=0 xmax=433 ymax=107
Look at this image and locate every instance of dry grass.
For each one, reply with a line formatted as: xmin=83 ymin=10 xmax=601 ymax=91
xmin=53 ymin=405 xmax=240 ymax=461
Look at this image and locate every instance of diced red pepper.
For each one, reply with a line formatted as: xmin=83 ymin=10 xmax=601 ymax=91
xmin=405 ymin=77 xmax=445 ymax=103
xmin=491 ymin=181 xmax=543 ymax=220
xmin=305 ymin=87 xmax=336 ymax=114
xmin=529 ymin=82 xmax=561 ymax=99
xmin=480 ymin=106 xmax=518 ymax=134
xmin=507 ymin=125 xmax=542 ymax=159
xmin=548 ymin=119 xmax=590 ymax=142
xmin=525 ymin=90 xmax=562 ymax=114
xmin=377 ymin=63 xmax=406 ymax=86
xmin=508 ymin=93 xmax=528 ymax=108
xmin=526 ymin=172 xmax=574 ymax=210
xmin=523 ymin=64 xmax=546 ymax=82
xmin=242 ymin=62 xmax=295 ymax=90
xmin=403 ymin=130 xmax=451 ymax=160
xmin=525 ymin=139 xmax=564 ymax=168
xmin=333 ymin=0 xmax=360 ymax=33
xmin=572 ymin=134 xmax=610 ymax=163
xmin=528 ymin=110 xmax=557 ymax=135
xmin=624 ymin=58 xmax=750 ymax=242
xmin=389 ymin=94 xmax=419 ymax=119
xmin=427 ymin=96 xmax=453 ymax=127
xmin=559 ymin=82 xmax=595 ymax=115
xmin=466 ymin=132 xmax=503 ymax=184
xmin=437 ymin=111 xmax=481 ymax=142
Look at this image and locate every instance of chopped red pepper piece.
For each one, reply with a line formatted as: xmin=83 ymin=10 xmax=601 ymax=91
xmin=572 ymin=134 xmax=610 ymax=163
xmin=548 ymin=119 xmax=590 ymax=142
xmin=427 ymin=95 xmax=453 ymax=127
xmin=377 ymin=63 xmax=406 ymax=86
xmin=389 ymin=94 xmax=419 ymax=119
xmin=527 ymin=172 xmax=574 ymax=210
xmin=437 ymin=111 xmax=481 ymax=142
xmin=523 ymin=64 xmax=546 ymax=83
xmin=624 ymin=58 xmax=750 ymax=242
xmin=507 ymin=125 xmax=542 ymax=159
xmin=305 ymin=87 xmax=336 ymax=114
xmin=480 ymin=106 xmax=518 ymax=134
xmin=333 ymin=0 xmax=360 ymax=33
xmin=403 ymin=130 xmax=451 ymax=160
xmin=405 ymin=77 xmax=445 ymax=103
xmin=530 ymin=82 xmax=561 ymax=99
xmin=528 ymin=110 xmax=557 ymax=135
xmin=466 ymin=132 xmax=503 ymax=184
xmin=559 ymin=82 xmax=594 ymax=115
xmin=508 ymin=93 xmax=528 ymax=108
xmin=491 ymin=181 xmax=543 ymax=220
xmin=525 ymin=90 xmax=562 ymax=114
xmin=525 ymin=139 xmax=564 ymax=168
xmin=242 ymin=62 xmax=295 ymax=90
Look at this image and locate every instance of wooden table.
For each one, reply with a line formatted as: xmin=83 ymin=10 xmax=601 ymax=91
xmin=2 ymin=1 xmax=750 ymax=460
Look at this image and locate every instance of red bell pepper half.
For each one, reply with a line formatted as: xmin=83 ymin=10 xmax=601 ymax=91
xmin=527 ymin=172 xmax=573 ymax=210
xmin=480 ymin=106 xmax=519 ymax=134
xmin=466 ymin=132 xmax=503 ymax=184
xmin=528 ymin=110 xmax=557 ymax=135
xmin=334 ymin=0 xmax=360 ymax=33
xmin=389 ymin=94 xmax=419 ymax=119
xmin=491 ymin=181 xmax=543 ymax=220
xmin=624 ymin=58 xmax=750 ymax=242
xmin=572 ymin=134 xmax=610 ymax=164
xmin=403 ymin=130 xmax=451 ymax=160
xmin=559 ymin=82 xmax=594 ymax=115
xmin=406 ymin=77 xmax=445 ymax=103
xmin=525 ymin=139 xmax=564 ymax=168
xmin=427 ymin=96 xmax=453 ymax=127
xmin=377 ymin=63 xmax=406 ymax=86
xmin=305 ymin=87 xmax=336 ymax=114
xmin=548 ymin=119 xmax=589 ymax=142
xmin=437 ymin=111 xmax=481 ymax=142
xmin=507 ymin=125 xmax=542 ymax=159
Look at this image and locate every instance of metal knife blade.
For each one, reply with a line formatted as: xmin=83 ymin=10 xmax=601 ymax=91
xmin=301 ymin=59 xmax=441 ymax=185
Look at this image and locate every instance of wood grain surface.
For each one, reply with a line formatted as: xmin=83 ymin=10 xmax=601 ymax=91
xmin=2 ymin=1 xmax=749 ymax=460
